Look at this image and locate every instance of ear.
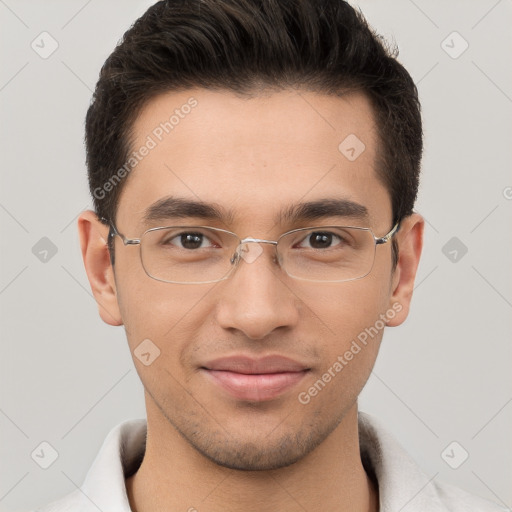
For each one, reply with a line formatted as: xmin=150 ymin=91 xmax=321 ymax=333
xmin=77 ymin=210 xmax=123 ymax=326
xmin=386 ymin=213 xmax=424 ymax=327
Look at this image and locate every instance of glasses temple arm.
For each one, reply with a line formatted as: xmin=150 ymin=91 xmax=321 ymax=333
xmin=375 ymin=221 xmax=400 ymax=245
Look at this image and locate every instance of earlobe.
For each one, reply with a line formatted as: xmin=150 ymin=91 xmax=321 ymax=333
xmin=77 ymin=210 xmax=123 ymax=326
xmin=386 ymin=213 xmax=424 ymax=327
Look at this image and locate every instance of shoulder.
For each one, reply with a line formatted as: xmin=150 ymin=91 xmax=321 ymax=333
xmin=358 ymin=412 xmax=507 ymax=512
xmin=31 ymin=489 xmax=86 ymax=512
xmin=32 ymin=418 xmax=146 ymax=512
xmin=432 ymin=479 xmax=508 ymax=512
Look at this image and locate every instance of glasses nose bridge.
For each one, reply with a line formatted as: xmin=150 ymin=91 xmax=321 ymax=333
xmin=239 ymin=236 xmax=278 ymax=246
xmin=239 ymin=237 xmax=279 ymax=253
xmin=231 ymin=236 xmax=279 ymax=265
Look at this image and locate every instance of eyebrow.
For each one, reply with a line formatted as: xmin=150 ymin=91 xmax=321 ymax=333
xmin=142 ymin=195 xmax=369 ymax=226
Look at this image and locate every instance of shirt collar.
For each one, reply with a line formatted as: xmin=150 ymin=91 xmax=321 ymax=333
xmin=358 ymin=412 xmax=447 ymax=511
xmin=65 ymin=412 xmax=468 ymax=511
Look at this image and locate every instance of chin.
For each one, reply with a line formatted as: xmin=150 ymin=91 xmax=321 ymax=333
xmin=195 ymin=439 xmax=311 ymax=471
xmin=175 ymin=419 xmax=330 ymax=471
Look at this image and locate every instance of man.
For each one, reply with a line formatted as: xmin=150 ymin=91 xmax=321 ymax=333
xmin=36 ymin=0 xmax=505 ymax=510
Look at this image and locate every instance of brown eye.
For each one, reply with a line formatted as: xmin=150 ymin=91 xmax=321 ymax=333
xmin=162 ymin=231 xmax=214 ymax=250
xmin=179 ymin=233 xmax=205 ymax=249
xmin=298 ymin=231 xmax=342 ymax=250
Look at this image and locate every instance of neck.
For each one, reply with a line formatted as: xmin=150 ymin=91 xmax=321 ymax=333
xmin=126 ymin=397 xmax=379 ymax=512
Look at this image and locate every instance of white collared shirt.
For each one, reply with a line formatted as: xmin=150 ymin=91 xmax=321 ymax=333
xmin=34 ymin=412 xmax=506 ymax=511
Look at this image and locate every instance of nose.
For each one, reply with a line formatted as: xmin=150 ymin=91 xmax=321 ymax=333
xmin=214 ymin=241 xmax=300 ymax=340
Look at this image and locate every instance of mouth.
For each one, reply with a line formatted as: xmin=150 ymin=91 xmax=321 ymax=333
xmin=200 ymin=355 xmax=311 ymax=402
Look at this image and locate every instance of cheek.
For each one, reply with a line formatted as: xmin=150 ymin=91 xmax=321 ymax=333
xmin=294 ymin=267 xmax=392 ymax=338
xmin=293 ymin=278 xmax=391 ymax=411
xmin=296 ymin=272 xmax=391 ymax=361
xmin=115 ymin=265 xmax=216 ymax=359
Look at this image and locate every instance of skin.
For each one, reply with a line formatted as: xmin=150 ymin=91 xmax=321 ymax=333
xmin=78 ymin=88 xmax=423 ymax=512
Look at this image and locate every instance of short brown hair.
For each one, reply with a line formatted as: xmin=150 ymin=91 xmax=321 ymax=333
xmin=85 ymin=0 xmax=423 ymax=265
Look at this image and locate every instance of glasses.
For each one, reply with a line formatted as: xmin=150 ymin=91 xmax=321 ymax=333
xmin=107 ymin=222 xmax=400 ymax=284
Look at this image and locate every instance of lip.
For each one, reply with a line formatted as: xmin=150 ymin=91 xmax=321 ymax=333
xmin=201 ymin=355 xmax=310 ymax=402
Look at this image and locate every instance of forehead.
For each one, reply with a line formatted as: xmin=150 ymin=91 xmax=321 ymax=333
xmin=116 ymin=88 xmax=391 ymax=232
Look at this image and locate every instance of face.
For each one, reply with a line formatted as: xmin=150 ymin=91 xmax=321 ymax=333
xmin=81 ymin=88 xmax=421 ymax=471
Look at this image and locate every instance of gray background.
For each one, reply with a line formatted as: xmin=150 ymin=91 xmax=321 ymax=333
xmin=1 ymin=0 xmax=511 ymax=510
